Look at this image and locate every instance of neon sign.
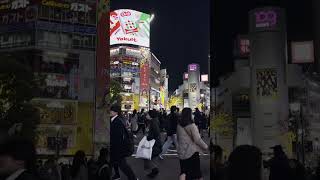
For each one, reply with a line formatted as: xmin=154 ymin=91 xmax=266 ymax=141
xmin=255 ymin=10 xmax=277 ymax=28
xmin=189 ymin=64 xmax=197 ymax=71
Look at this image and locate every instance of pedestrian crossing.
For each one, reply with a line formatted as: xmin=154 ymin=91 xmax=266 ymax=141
xmin=132 ymin=145 xmax=209 ymax=157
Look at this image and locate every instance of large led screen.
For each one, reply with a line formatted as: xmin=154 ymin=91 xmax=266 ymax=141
xmin=110 ymin=9 xmax=151 ymax=47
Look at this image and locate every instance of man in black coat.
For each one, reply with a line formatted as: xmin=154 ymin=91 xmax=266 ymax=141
xmin=110 ymin=105 xmax=138 ymax=180
xmin=267 ymin=145 xmax=293 ymax=180
xmin=0 ymin=138 xmax=39 ymax=180
xmin=159 ymin=106 xmax=179 ymax=159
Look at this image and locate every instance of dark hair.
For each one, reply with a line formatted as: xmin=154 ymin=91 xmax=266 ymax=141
xmin=170 ymin=106 xmax=177 ymax=113
xmin=179 ymin=108 xmax=193 ymax=127
xmin=70 ymin=150 xmax=86 ymax=178
xmin=0 ymin=137 xmax=37 ymax=173
xmin=110 ymin=104 xmax=121 ymax=115
xmin=148 ymin=109 xmax=158 ymax=119
xmin=98 ymin=148 xmax=109 ymax=163
xmin=227 ymin=145 xmax=262 ymax=180
xmin=211 ymin=144 xmax=223 ymax=161
xmin=133 ymin=109 xmax=137 ymax=115
xmin=141 ymin=109 xmax=145 ymax=113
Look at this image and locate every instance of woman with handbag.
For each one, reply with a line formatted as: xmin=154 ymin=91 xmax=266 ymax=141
xmin=177 ymin=108 xmax=208 ymax=180
xmin=143 ymin=109 xmax=162 ymax=178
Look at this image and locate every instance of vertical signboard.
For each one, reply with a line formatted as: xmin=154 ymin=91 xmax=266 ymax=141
xmin=139 ymin=48 xmax=150 ymax=109
xmin=95 ymin=0 xmax=109 ymax=153
xmin=256 ymin=68 xmax=278 ymax=102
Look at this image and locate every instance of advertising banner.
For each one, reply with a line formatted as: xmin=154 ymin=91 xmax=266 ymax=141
xmin=256 ymin=68 xmax=278 ymax=101
xmin=139 ymin=48 xmax=150 ymax=109
xmin=35 ymin=125 xmax=77 ymax=155
xmin=110 ymin=9 xmax=151 ymax=47
xmin=291 ymin=41 xmax=314 ymax=64
xmin=32 ymin=99 xmax=77 ymax=124
xmin=94 ymin=0 xmax=109 ymax=149
xmin=249 ymin=7 xmax=284 ymax=33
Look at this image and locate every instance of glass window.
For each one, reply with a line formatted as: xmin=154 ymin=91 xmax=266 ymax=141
xmin=89 ymin=12 xmax=96 ymax=25
xmin=54 ymin=8 xmax=62 ymax=21
xmin=40 ymin=6 xmax=50 ymax=19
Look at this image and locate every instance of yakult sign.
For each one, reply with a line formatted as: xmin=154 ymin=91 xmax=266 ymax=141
xmin=110 ymin=9 xmax=151 ymax=47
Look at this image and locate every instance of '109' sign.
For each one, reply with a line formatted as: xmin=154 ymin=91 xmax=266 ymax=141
xmin=255 ymin=10 xmax=277 ymax=28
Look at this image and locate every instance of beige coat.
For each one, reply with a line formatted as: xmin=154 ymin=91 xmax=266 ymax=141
xmin=177 ymin=123 xmax=208 ymax=160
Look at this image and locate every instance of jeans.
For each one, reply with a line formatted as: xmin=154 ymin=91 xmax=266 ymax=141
xmin=112 ymin=158 xmax=137 ymax=180
xmin=160 ymin=134 xmax=178 ymax=155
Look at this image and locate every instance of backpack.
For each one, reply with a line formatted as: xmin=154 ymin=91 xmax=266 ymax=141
xmin=122 ymin=124 xmax=135 ymax=157
xmin=96 ymin=163 xmax=110 ymax=180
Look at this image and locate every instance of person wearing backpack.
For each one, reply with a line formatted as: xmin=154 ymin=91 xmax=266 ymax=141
xmin=94 ymin=148 xmax=111 ymax=180
xmin=110 ymin=105 xmax=138 ymax=180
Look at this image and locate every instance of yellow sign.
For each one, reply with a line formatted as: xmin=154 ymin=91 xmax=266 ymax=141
xmin=41 ymin=0 xmax=70 ymax=9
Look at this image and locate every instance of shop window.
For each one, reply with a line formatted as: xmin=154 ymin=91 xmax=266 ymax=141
xmin=78 ymin=12 xmax=86 ymax=24
xmin=49 ymin=8 xmax=55 ymax=20
xmin=88 ymin=12 xmax=96 ymax=25
xmin=40 ymin=6 xmax=50 ymax=19
xmin=54 ymin=8 xmax=63 ymax=21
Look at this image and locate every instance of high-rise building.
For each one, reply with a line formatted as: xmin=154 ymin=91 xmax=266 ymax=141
xmin=0 ymin=0 xmax=97 ymax=155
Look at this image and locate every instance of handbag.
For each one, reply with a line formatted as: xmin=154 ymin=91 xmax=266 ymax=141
xmin=135 ymin=136 xmax=156 ymax=160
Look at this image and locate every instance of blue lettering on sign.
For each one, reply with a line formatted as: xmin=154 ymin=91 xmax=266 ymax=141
xmin=36 ymin=21 xmax=96 ymax=34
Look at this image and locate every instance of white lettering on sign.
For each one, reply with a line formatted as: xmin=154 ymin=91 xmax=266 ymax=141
xmin=70 ymin=3 xmax=92 ymax=12
xmin=11 ymin=0 xmax=29 ymax=9
xmin=116 ymin=37 xmax=137 ymax=42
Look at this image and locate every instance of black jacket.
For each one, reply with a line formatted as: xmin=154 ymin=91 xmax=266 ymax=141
xmin=147 ymin=118 xmax=162 ymax=157
xmin=110 ymin=116 xmax=127 ymax=162
xmin=167 ymin=113 xmax=178 ymax=136
xmin=269 ymin=155 xmax=292 ymax=180
xmin=15 ymin=171 xmax=39 ymax=180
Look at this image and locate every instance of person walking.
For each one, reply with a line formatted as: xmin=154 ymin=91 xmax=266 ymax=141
xmin=177 ymin=108 xmax=208 ymax=180
xmin=39 ymin=157 xmax=61 ymax=180
xmin=227 ymin=145 xmax=262 ymax=180
xmin=159 ymin=106 xmax=179 ymax=159
xmin=136 ymin=109 xmax=146 ymax=135
xmin=143 ymin=109 xmax=162 ymax=178
xmin=110 ymin=104 xmax=138 ymax=180
xmin=211 ymin=143 xmax=225 ymax=180
xmin=0 ymin=137 xmax=39 ymax=180
xmin=70 ymin=151 xmax=88 ymax=180
xmin=131 ymin=110 xmax=139 ymax=137
xmin=265 ymin=145 xmax=292 ymax=180
xmin=95 ymin=148 xmax=111 ymax=180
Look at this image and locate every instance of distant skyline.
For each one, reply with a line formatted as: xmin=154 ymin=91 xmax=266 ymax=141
xmin=111 ymin=0 xmax=210 ymax=91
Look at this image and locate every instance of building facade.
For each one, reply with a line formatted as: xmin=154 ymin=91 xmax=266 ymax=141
xmin=0 ymin=0 xmax=97 ymax=155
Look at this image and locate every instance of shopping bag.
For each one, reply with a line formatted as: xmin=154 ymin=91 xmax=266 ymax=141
xmin=135 ymin=136 xmax=156 ymax=160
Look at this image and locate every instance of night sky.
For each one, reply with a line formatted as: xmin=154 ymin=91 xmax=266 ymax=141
xmin=111 ymin=0 xmax=210 ymax=91
xmin=111 ymin=0 xmax=313 ymax=90
xmin=212 ymin=0 xmax=313 ymax=81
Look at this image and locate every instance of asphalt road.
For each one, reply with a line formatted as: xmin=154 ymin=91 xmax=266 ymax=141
xmin=118 ymin=131 xmax=211 ymax=180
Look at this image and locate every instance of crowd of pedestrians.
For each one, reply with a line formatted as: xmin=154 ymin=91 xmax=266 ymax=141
xmin=110 ymin=105 xmax=210 ymax=180
xmin=211 ymin=142 xmax=320 ymax=180
xmin=10 ymin=103 xmax=320 ymax=180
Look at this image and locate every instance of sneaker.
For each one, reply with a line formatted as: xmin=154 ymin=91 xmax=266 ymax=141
xmin=112 ymin=174 xmax=120 ymax=180
xmin=147 ymin=168 xmax=159 ymax=178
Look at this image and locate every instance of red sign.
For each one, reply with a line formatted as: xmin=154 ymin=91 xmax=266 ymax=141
xmin=140 ymin=60 xmax=150 ymax=108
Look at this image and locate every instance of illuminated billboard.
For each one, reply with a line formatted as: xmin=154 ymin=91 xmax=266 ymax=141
xmin=291 ymin=41 xmax=314 ymax=64
xmin=110 ymin=9 xmax=151 ymax=47
xmin=201 ymin=74 xmax=208 ymax=82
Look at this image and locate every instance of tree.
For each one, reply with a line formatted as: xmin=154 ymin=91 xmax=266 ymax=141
xmin=110 ymin=78 xmax=123 ymax=105
xmin=0 ymin=55 xmax=40 ymax=141
xmin=210 ymin=112 xmax=234 ymax=137
xmin=168 ymin=96 xmax=183 ymax=108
